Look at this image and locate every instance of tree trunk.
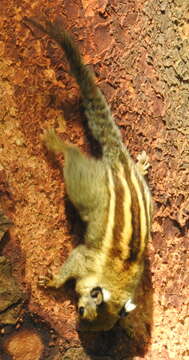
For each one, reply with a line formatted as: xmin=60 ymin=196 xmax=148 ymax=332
xmin=0 ymin=0 xmax=188 ymax=359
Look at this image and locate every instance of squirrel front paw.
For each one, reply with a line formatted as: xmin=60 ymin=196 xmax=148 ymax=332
xmin=38 ymin=269 xmax=58 ymax=289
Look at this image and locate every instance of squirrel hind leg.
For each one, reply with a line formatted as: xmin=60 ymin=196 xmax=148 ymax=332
xmin=42 ymin=128 xmax=66 ymax=154
xmin=136 ymin=150 xmax=150 ymax=176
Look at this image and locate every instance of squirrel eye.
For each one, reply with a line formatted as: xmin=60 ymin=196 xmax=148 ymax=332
xmin=78 ymin=306 xmax=85 ymax=316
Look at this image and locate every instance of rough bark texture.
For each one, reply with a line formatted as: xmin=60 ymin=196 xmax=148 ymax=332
xmin=0 ymin=0 xmax=188 ymax=359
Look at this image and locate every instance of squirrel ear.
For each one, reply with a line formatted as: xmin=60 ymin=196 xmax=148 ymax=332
xmin=124 ymin=299 xmax=136 ymax=312
xmin=119 ymin=299 xmax=136 ymax=318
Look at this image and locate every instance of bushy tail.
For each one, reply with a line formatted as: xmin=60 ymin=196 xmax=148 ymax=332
xmin=24 ymin=18 xmax=122 ymax=160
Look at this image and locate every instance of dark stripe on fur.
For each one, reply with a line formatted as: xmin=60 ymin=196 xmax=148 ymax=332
xmin=120 ymin=152 xmax=141 ymax=263
xmin=109 ymin=170 xmax=125 ymax=259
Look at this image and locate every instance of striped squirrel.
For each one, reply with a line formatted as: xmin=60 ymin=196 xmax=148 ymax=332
xmin=24 ymin=18 xmax=152 ymax=331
